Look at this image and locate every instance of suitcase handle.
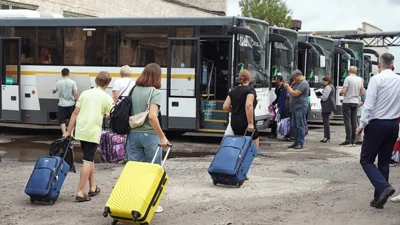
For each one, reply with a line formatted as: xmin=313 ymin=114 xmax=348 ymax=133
xmin=151 ymin=143 xmax=173 ymax=168
xmin=244 ymin=129 xmax=255 ymax=139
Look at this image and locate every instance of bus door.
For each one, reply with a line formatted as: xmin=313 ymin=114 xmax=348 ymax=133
xmin=167 ymin=38 xmax=200 ymax=130
xmin=0 ymin=37 xmax=21 ymax=122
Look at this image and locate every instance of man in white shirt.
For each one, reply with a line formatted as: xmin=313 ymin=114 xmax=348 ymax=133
xmin=339 ymin=66 xmax=365 ymax=147
xmin=112 ymin=65 xmax=134 ymax=103
xmin=356 ymin=53 xmax=400 ymax=209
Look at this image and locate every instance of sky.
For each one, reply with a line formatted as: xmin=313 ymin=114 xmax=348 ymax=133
xmin=227 ymin=0 xmax=400 ymax=71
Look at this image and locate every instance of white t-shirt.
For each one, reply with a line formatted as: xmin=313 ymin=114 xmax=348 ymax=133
xmin=112 ymin=77 xmax=134 ymax=97
xmin=342 ymin=74 xmax=364 ymax=104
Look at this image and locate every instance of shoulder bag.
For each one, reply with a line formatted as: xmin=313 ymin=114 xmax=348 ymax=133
xmin=129 ymin=88 xmax=155 ymax=129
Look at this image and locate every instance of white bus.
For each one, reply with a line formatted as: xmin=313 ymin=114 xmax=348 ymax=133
xmin=268 ymin=26 xmax=296 ymax=104
xmin=0 ymin=16 xmax=273 ymax=134
xmin=297 ymin=34 xmax=334 ymax=122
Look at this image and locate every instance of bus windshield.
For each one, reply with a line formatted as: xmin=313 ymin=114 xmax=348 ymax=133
xmin=270 ymin=29 xmax=296 ymax=85
xmin=237 ymin=20 xmax=269 ymax=88
xmin=307 ymin=37 xmax=334 ymax=88
xmin=347 ymin=42 xmax=364 ymax=79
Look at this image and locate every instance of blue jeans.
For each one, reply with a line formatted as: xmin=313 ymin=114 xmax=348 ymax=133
xmin=291 ymin=106 xmax=308 ymax=146
xmin=127 ymin=132 xmax=162 ymax=165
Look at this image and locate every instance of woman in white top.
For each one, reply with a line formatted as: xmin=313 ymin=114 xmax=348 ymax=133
xmin=112 ymin=65 xmax=135 ymax=103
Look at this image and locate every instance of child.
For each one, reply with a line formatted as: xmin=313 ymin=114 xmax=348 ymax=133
xmin=63 ymin=71 xmax=114 ymax=202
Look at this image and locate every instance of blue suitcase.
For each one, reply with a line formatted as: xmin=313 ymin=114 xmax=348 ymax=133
xmin=25 ymin=138 xmax=72 ymax=204
xmin=208 ymin=131 xmax=258 ymax=188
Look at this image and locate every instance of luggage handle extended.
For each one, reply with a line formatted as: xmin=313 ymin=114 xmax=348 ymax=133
xmin=151 ymin=143 xmax=173 ymax=168
xmin=244 ymin=129 xmax=256 ymax=139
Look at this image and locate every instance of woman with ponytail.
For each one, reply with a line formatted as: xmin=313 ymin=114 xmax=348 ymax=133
xmin=222 ymin=70 xmax=259 ymax=147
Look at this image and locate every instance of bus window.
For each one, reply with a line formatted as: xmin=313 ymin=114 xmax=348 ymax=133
xmin=119 ymin=27 xmax=168 ymax=67
xmin=176 ymin=27 xmax=194 ymax=37
xmin=64 ymin=27 xmax=117 ymax=66
xmin=14 ymin=27 xmax=37 ymax=65
xmin=339 ymin=56 xmax=349 ymax=86
xmin=1 ymin=39 xmax=19 ymax=85
xmin=237 ymin=34 xmax=268 ymax=88
xmin=37 ymin=28 xmax=62 ymax=65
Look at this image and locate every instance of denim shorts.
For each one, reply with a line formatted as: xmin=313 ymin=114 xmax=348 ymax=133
xmin=126 ymin=132 xmax=162 ymax=165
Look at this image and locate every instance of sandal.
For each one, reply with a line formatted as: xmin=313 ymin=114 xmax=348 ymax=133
xmin=75 ymin=194 xmax=91 ymax=202
xmin=88 ymin=186 xmax=101 ymax=197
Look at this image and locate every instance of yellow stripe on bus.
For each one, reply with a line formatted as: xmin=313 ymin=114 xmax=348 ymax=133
xmin=6 ymin=71 xmax=195 ymax=79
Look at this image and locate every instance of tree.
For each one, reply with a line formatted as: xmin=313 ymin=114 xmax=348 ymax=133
xmin=239 ymin=0 xmax=293 ymax=28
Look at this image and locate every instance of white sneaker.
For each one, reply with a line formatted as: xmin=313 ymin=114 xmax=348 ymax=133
xmin=156 ymin=205 xmax=163 ymax=213
xmin=390 ymin=194 xmax=400 ymax=202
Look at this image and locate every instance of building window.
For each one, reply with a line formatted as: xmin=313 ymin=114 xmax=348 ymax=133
xmin=0 ymin=1 xmax=37 ymax=10
xmin=64 ymin=27 xmax=117 ymax=66
xmin=119 ymin=27 xmax=169 ymax=67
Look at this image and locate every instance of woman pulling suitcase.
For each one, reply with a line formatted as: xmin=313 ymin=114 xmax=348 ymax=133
xmin=222 ymin=69 xmax=259 ymax=148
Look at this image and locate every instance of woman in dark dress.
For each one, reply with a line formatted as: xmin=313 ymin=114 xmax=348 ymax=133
xmin=222 ymin=69 xmax=259 ymax=148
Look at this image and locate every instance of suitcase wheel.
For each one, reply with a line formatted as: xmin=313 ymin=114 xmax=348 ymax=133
xmin=236 ymin=182 xmax=243 ymax=188
xmin=30 ymin=197 xmax=35 ymax=203
xmin=49 ymin=200 xmax=55 ymax=205
xmin=111 ymin=220 xmax=118 ymax=225
xmin=213 ymin=180 xmax=217 ymax=186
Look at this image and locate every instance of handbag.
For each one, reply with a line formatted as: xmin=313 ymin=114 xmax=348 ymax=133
xmin=129 ymin=88 xmax=155 ymax=129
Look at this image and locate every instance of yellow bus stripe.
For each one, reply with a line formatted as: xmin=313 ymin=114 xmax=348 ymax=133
xmin=7 ymin=71 xmax=195 ymax=79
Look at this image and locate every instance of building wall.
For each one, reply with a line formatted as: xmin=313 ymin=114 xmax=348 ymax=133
xmin=0 ymin=0 xmax=226 ymax=17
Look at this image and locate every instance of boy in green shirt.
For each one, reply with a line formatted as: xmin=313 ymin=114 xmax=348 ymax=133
xmin=63 ymin=71 xmax=114 ymax=202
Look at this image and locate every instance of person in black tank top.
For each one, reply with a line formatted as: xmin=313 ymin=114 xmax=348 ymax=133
xmin=223 ymin=69 xmax=259 ymax=147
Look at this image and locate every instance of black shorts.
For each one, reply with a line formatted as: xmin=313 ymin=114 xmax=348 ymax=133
xmin=59 ymin=105 xmax=75 ymax=124
xmin=80 ymin=141 xmax=98 ymax=162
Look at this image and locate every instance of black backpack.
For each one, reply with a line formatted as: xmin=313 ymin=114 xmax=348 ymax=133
xmin=109 ymin=85 xmax=136 ymax=135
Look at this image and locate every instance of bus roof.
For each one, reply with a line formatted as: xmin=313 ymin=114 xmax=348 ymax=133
xmin=334 ymin=39 xmax=364 ymax=45
xmin=270 ymin=26 xmax=297 ymax=35
xmin=0 ymin=16 xmax=267 ymax=27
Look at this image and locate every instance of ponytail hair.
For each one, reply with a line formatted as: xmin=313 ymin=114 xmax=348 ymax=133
xmin=238 ymin=69 xmax=251 ymax=85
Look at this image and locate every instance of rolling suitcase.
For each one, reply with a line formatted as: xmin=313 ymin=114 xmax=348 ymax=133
xmin=25 ymin=137 xmax=73 ymax=204
xmin=103 ymin=144 xmax=172 ymax=225
xmin=208 ymin=131 xmax=258 ymax=188
xmin=100 ymin=131 xmax=126 ymax=163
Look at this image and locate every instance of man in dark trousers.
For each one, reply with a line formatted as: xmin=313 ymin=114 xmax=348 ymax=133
xmin=357 ymin=53 xmax=400 ymax=209
xmin=269 ymin=75 xmax=284 ymax=138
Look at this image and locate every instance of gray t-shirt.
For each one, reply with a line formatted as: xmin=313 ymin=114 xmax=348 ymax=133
xmin=54 ymin=78 xmax=77 ymax=107
xmin=291 ymin=79 xmax=310 ymax=110
xmin=343 ymin=75 xmax=363 ymax=104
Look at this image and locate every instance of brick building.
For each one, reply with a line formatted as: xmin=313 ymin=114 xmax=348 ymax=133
xmin=0 ymin=0 xmax=227 ymax=17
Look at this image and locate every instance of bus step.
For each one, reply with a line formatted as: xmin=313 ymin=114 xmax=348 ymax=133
xmin=202 ymin=110 xmax=228 ymax=120
xmin=198 ymin=129 xmax=226 ymax=133
xmin=201 ymin=100 xmax=225 ymax=111
xmin=201 ymin=119 xmax=227 ymax=130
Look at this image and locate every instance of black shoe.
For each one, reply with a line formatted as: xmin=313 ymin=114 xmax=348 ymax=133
xmin=288 ymin=144 xmax=296 ymax=148
xmin=268 ymin=134 xmax=277 ymax=139
xmin=294 ymin=145 xmax=303 ymax=149
xmin=355 ymin=141 xmax=363 ymax=145
xmin=370 ymin=199 xmax=384 ymax=209
xmin=339 ymin=141 xmax=350 ymax=146
xmin=320 ymin=138 xmax=330 ymax=143
xmin=375 ymin=186 xmax=395 ymax=209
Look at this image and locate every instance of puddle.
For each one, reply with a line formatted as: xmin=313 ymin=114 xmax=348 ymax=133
xmin=0 ymin=135 xmax=215 ymax=163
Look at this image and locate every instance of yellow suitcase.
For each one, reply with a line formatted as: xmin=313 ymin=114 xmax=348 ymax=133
xmin=103 ymin=144 xmax=172 ymax=225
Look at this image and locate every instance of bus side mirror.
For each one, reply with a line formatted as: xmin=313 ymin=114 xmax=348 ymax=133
xmin=312 ymin=51 xmax=320 ymax=67
xmin=253 ymin=45 xmax=262 ymax=62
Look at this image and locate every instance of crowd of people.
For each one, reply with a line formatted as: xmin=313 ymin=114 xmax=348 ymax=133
xmin=51 ymin=52 xmax=399 ymax=210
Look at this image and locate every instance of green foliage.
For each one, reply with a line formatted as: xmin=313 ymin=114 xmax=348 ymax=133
xmin=239 ymin=0 xmax=293 ymax=27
